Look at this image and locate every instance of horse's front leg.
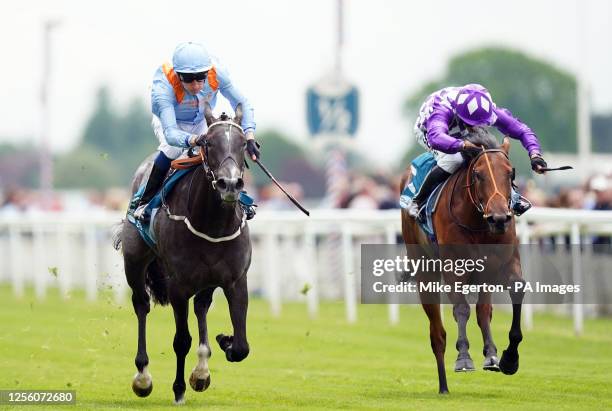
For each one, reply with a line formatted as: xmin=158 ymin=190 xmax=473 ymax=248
xmin=217 ymin=274 xmax=250 ymax=362
xmin=171 ymin=297 xmax=192 ymax=404
xmin=476 ymin=294 xmax=500 ymax=371
xmin=500 ymin=255 xmax=525 ymax=375
xmin=189 ymin=288 xmax=215 ymax=392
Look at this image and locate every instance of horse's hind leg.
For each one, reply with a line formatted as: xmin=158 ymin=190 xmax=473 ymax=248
xmin=217 ymin=274 xmax=250 ymax=362
xmin=476 ymin=295 xmax=500 ymax=372
xmin=123 ymin=223 xmax=155 ymax=397
xmin=171 ymin=297 xmax=192 ymax=404
xmin=189 ymin=288 xmax=214 ymax=392
xmin=422 ymin=303 xmax=449 ymax=394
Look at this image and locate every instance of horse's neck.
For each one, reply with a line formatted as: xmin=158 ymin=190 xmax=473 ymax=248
xmin=451 ymin=168 xmax=486 ymax=223
xmin=188 ymin=171 xmax=241 ymax=233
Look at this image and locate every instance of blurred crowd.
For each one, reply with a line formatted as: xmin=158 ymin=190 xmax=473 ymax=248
xmin=1 ymin=173 xmax=611 ymax=214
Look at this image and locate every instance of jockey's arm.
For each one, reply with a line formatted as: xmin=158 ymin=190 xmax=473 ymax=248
xmin=426 ymin=109 xmax=464 ymax=154
xmin=152 ymin=83 xmax=195 ymax=148
xmin=493 ymin=107 xmax=542 ymax=157
xmin=216 ymin=67 xmax=256 ymax=140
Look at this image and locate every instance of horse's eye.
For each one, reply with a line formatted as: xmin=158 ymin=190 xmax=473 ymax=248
xmin=474 ymin=171 xmax=484 ymax=181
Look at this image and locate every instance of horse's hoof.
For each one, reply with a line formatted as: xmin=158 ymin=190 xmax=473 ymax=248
xmin=483 ymin=355 xmax=500 ymax=372
xmin=174 ymin=395 xmax=185 ymax=405
xmin=132 ymin=369 xmax=153 ymax=397
xmin=216 ymin=334 xmax=233 ymax=351
xmin=132 ymin=380 xmax=153 ymax=397
xmin=439 ymin=388 xmax=450 ymax=395
xmin=499 ymin=350 xmax=519 ymax=375
xmin=454 ymin=357 xmax=475 ymax=372
xmin=189 ymin=373 xmax=211 ymax=392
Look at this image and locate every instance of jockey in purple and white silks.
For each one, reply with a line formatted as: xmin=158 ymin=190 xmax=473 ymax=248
xmin=411 ymin=83 xmax=547 ymax=220
xmin=134 ymin=42 xmax=260 ymax=221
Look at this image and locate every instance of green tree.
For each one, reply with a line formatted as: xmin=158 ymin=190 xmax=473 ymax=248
xmin=592 ymin=113 xmax=612 ymax=153
xmin=55 ymin=87 xmax=156 ymax=188
xmin=403 ymin=47 xmax=578 ymax=163
xmin=248 ymin=130 xmax=325 ymax=197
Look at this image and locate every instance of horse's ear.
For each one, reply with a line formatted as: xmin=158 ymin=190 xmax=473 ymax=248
xmin=204 ymin=102 xmax=215 ymax=126
xmin=234 ymin=103 xmax=243 ymax=125
xmin=502 ymin=136 xmax=510 ymax=154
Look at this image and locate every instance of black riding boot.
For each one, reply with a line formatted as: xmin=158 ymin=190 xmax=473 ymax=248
xmin=412 ymin=165 xmax=451 ymax=223
xmin=134 ymin=158 xmax=170 ymax=222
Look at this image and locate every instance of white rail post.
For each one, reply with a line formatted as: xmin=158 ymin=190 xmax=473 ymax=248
xmin=570 ymin=223 xmax=584 ymax=336
xmin=386 ymin=225 xmax=400 ymax=325
xmin=57 ymin=221 xmax=71 ymax=299
xmin=33 ymin=223 xmax=47 ymax=299
xmin=304 ymin=226 xmax=319 ymax=318
xmin=9 ymin=224 xmax=24 ymax=298
xmin=519 ymin=218 xmax=533 ymax=330
xmin=341 ymin=224 xmax=357 ymax=323
xmin=264 ymin=227 xmax=281 ymax=317
xmin=84 ymin=225 xmax=98 ymax=301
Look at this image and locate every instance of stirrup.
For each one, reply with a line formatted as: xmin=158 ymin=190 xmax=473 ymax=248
xmin=239 ymin=192 xmax=257 ymax=220
xmin=512 ymin=197 xmax=532 ymax=217
xmin=241 ymin=203 xmax=257 ymax=220
xmin=416 ymin=206 xmax=427 ymax=225
xmin=133 ymin=204 xmax=151 ymax=222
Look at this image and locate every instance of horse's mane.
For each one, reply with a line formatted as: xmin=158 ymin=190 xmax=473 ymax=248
xmin=462 ymin=127 xmax=500 ymax=162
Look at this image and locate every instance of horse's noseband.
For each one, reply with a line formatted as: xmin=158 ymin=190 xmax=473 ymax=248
xmin=465 ymin=148 xmax=512 ymax=218
xmin=199 ymin=120 xmax=245 ymax=190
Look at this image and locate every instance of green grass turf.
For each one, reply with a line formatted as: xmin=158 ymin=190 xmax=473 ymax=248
xmin=0 ymin=285 xmax=611 ymax=410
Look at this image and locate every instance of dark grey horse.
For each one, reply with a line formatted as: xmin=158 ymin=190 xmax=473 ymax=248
xmin=113 ymin=103 xmax=251 ymax=404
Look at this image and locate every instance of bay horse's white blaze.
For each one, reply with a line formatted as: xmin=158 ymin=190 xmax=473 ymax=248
xmin=132 ymin=365 xmax=152 ymax=390
xmin=189 ymin=344 xmax=211 ymax=391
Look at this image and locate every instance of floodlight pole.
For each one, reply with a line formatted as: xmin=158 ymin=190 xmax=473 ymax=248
xmin=40 ymin=20 xmax=60 ymax=207
xmin=576 ymin=2 xmax=591 ymax=176
xmin=335 ymin=0 xmax=343 ymax=76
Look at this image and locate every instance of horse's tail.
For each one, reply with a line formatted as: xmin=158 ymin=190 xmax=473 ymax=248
xmin=146 ymin=259 xmax=170 ymax=306
xmin=111 ymin=221 xmax=124 ymax=251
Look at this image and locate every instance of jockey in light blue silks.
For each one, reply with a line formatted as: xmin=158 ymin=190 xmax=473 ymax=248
xmin=134 ymin=42 xmax=260 ymax=221
xmin=411 ymin=83 xmax=548 ymax=221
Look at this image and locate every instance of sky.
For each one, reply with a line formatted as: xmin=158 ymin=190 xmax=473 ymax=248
xmin=1 ymin=0 xmax=611 ymax=165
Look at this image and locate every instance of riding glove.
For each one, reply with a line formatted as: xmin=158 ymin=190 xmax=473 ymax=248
xmin=246 ymin=139 xmax=260 ymax=160
xmin=530 ymin=155 xmax=547 ymax=173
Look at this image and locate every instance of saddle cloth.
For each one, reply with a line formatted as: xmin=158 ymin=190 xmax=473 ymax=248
xmin=400 ymin=152 xmax=449 ymax=242
xmin=127 ymin=168 xmax=193 ymax=247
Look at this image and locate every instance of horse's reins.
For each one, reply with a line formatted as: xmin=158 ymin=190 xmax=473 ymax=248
xmin=449 ymin=148 xmax=511 ymax=232
xmin=163 ymin=119 xmax=247 ymax=243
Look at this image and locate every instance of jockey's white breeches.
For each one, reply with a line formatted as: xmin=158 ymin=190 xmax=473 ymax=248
xmin=152 ymin=116 xmax=208 ymax=160
xmin=414 ymin=124 xmax=463 ymax=174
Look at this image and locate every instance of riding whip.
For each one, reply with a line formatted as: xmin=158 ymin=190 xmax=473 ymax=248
xmin=253 ymin=159 xmax=310 ymax=216
xmin=539 ymin=165 xmax=573 ymax=172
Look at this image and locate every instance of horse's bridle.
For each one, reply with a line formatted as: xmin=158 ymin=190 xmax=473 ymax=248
xmin=449 ymin=148 xmax=513 ymax=232
xmin=465 ymin=148 xmax=512 ymax=218
xmin=199 ymin=120 xmax=246 ymax=190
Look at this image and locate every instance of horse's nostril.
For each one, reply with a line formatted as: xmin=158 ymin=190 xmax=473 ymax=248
xmin=236 ymin=178 xmax=244 ymax=191
xmin=216 ymin=179 xmax=227 ymax=190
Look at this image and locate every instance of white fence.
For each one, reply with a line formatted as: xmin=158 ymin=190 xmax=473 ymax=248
xmin=1 ymin=208 xmax=611 ymax=334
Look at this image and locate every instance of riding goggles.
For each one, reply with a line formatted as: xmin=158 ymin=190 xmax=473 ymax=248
xmin=177 ymin=71 xmax=208 ymax=83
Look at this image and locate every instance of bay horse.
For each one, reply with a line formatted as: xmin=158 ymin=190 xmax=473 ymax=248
xmin=113 ymin=103 xmax=251 ymax=404
xmin=401 ymin=127 xmax=526 ymax=394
